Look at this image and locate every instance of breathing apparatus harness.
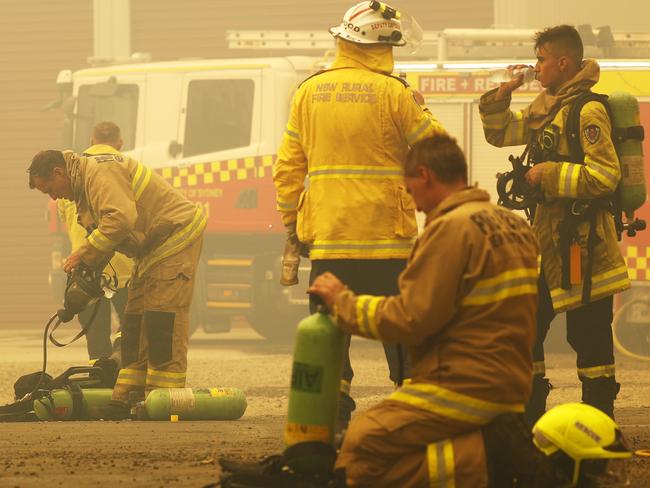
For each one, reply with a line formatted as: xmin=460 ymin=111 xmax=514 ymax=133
xmin=497 ymin=91 xmax=646 ymax=304
xmin=0 ymin=263 xmax=117 ymax=421
xmin=496 ymin=143 xmax=540 ymax=222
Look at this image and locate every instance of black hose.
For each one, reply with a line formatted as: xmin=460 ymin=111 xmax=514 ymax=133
xmin=0 ymin=312 xmax=59 ymax=420
xmin=50 ymin=299 xmax=100 ymax=347
xmin=25 ymin=312 xmax=60 ymax=400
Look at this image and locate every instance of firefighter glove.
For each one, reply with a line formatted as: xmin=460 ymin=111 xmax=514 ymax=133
xmin=280 ymin=223 xmax=305 ymax=286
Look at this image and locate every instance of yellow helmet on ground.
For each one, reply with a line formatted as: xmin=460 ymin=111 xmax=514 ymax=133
xmin=532 ymin=403 xmax=632 ymax=486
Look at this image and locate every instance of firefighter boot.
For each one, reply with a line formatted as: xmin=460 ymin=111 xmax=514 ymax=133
xmin=482 ymin=413 xmax=565 ymax=488
xmin=524 ymin=376 xmax=552 ymax=427
xmin=582 ymin=377 xmax=620 ymax=419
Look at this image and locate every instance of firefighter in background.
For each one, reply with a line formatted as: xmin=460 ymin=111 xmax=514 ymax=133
xmin=479 ymin=25 xmax=630 ymax=423
xmin=28 ymin=148 xmax=206 ymax=418
xmin=57 ymin=121 xmax=133 ymax=363
xmin=309 ymin=133 xmax=539 ymax=487
xmin=273 ymin=0 xmax=445 ymax=430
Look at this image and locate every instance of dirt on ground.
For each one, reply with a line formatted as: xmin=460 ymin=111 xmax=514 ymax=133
xmin=1 ymin=325 xmax=649 ymax=487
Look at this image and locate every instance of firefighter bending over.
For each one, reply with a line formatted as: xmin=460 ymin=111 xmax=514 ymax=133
xmin=273 ymin=0 xmax=445 ymax=430
xmin=309 ymin=134 xmax=539 ymax=487
xmin=56 ymin=121 xmax=133 ymax=364
xmin=479 ymin=25 xmax=630 ymax=423
xmin=28 ymin=148 xmax=206 ymax=418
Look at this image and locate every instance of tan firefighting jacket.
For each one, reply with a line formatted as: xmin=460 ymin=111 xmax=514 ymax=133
xmin=332 ymin=188 xmax=539 ymax=425
xmin=57 ymin=144 xmax=133 ymax=286
xmin=479 ymin=59 xmax=630 ymax=313
xmin=273 ymin=39 xmax=445 ymax=260
xmin=63 ymin=150 xmax=206 ymax=276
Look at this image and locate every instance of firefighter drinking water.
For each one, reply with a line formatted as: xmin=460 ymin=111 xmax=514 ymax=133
xmin=308 ymin=133 xmax=539 ymax=487
xmin=273 ymin=0 xmax=445 ymax=431
xmin=28 ymin=148 xmax=206 ymax=418
xmin=479 ymin=25 xmax=630 ymax=423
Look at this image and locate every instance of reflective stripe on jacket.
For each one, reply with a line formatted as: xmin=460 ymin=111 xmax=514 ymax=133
xmin=273 ymin=40 xmax=445 ymax=259
xmin=65 ymin=151 xmax=206 ymax=276
xmin=333 ymin=188 xmax=539 ymax=417
xmin=479 ymin=63 xmax=630 ymax=312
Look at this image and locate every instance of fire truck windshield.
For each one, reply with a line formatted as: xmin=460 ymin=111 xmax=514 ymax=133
xmin=73 ymin=82 xmax=139 ymax=153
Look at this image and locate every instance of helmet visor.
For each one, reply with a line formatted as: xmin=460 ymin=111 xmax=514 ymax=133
xmin=399 ymin=10 xmax=423 ymax=53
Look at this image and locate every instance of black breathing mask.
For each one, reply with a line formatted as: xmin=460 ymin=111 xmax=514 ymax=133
xmin=57 ymin=264 xmax=107 ymax=323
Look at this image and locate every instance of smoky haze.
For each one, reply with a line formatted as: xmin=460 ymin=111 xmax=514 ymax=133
xmin=0 ymin=0 xmax=648 ymax=333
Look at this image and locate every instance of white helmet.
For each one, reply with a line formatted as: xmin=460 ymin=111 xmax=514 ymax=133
xmin=329 ymin=1 xmax=423 ymax=50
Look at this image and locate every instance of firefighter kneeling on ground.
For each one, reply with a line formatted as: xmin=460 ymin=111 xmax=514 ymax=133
xmin=218 ymin=134 xmax=633 ymax=487
xmin=307 ymin=134 xmax=634 ymax=488
xmin=309 ymin=133 xmax=541 ymax=487
xmin=28 ymin=148 xmax=206 ymax=418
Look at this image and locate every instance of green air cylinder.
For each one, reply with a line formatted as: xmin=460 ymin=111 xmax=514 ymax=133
xmin=33 ymin=388 xmax=114 ymax=421
xmin=609 ymin=91 xmax=647 ymax=218
xmin=284 ymin=312 xmax=345 ymax=458
xmin=145 ymin=387 xmax=247 ymax=420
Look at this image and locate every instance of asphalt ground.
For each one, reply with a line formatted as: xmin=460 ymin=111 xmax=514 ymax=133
xmin=0 ymin=324 xmax=649 ymax=487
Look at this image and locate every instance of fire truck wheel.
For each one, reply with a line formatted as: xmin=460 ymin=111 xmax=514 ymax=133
xmin=612 ymin=294 xmax=650 ymax=361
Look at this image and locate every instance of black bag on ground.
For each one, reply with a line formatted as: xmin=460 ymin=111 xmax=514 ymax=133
xmin=14 ymin=371 xmax=54 ymax=400
xmin=13 ymin=358 xmax=119 ymax=401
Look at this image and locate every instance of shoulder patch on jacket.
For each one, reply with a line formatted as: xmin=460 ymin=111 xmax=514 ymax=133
xmin=583 ymin=124 xmax=601 ymax=144
xmin=92 ymin=154 xmax=123 ymax=163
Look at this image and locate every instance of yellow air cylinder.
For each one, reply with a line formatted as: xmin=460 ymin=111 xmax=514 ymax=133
xmin=609 ymin=91 xmax=647 ymax=218
xmin=145 ymin=387 xmax=247 ymax=420
xmin=283 ymin=311 xmax=345 ymax=475
xmin=33 ymin=388 xmax=113 ymax=420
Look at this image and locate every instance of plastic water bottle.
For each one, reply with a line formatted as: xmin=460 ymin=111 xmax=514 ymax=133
xmin=489 ymin=67 xmax=536 ymax=84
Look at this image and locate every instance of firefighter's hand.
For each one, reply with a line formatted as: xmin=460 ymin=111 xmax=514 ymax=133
xmin=308 ymin=272 xmax=345 ymax=310
xmin=286 ymin=222 xmax=308 ymax=258
xmin=524 ymin=163 xmax=551 ymax=187
xmin=63 ymin=252 xmax=82 ymax=273
xmin=494 ymin=64 xmax=529 ymax=100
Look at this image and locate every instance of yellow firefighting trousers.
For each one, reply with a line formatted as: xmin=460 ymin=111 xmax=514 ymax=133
xmin=337 ymin=400 xmax=488 ymax=488
xmin=112 ymin=236 xmax=203 ymax=403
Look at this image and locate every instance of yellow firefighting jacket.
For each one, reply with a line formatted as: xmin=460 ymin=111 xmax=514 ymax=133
xmin=479 ymin=60 xmax=630 ymax=312
xmin=63 ymin=150 xmax=206 ymax=276
xmin=273 ymin=40 xmax=445 ymax=260
xmin=57 ymin=144 xmax=133 ymax=286
xmin=332 ymin=188 xmax=539 ymax=425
